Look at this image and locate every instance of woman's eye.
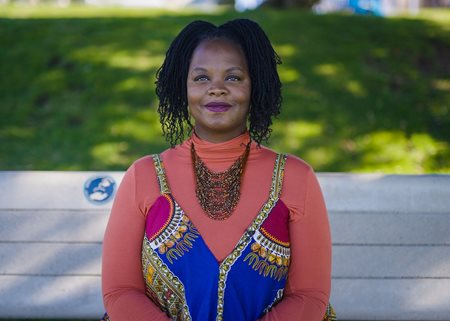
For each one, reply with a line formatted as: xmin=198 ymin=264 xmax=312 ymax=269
xmin=226 ymin=75 xmax=241 ymax=81
xmin=194 ymin=75 xmax=209 ymax=81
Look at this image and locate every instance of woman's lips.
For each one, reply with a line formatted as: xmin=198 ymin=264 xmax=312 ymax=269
xmin=205 ymin=102 xmax=232 ymax=112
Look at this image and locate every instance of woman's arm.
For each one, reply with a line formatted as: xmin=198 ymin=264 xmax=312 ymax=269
xmin=260 ymin=162 xmax=332 ymax=321
xmin=102 ymin=160 xmax=171 ymax=321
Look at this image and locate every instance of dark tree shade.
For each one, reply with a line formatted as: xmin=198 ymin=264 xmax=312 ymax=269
xmin=217 ymin=0 xmax=235 ymax=4
xmin=263 ymin=0 xmax=320 ymax=8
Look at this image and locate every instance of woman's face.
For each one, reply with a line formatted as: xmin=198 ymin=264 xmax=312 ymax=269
xmin=187 ymin=38 xmax=251 ymax=143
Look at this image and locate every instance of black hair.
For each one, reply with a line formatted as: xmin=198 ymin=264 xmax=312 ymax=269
xmin=156 ymin=18 xmax=282 ymax=146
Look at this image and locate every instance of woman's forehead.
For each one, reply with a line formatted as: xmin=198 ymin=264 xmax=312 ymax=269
xmin=189 ymin=38 xmax=248 ymax=69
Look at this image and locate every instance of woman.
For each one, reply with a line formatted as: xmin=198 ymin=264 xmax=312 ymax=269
xmin=102 ymin=19 xmax=335 ymax=321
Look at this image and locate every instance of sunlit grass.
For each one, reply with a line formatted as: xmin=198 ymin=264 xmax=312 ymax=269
xmin=314 ymin=63 xmax=339 ymax=76
xmin=107 ymin=53 xmax=164 ymax=71
xmin=355 ymin=131 xmax=448 ymax=172
xmin=0 ymin=3 xmax=226 ymax=18
xmin=0 ymin=6 xmax=449 ymax=173
xmin=272 ymin=120 xmax=323 ymax=150
xmin=278 ymin=66 xmax=301 ymax=83
xmin=417 ymin=8 xmax=450 ymax=28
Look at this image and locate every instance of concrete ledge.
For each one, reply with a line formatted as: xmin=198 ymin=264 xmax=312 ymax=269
xmin=0 ymin=171 xmax=449 ymax=319
xmin=0 ymin=171 xmax=124 ymax=210
xmin=319 ymin=174 xmax=450 ymax=213
xmin=331 ymin=279 xmax=450 ymax=320
xmin=0 ymin=275 xmax=102 ymax=319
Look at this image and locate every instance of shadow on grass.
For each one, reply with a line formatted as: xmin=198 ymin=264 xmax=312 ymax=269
xmin=0 ymin=9 xmax=449 ymax=172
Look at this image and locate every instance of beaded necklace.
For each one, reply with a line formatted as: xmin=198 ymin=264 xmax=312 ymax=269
xmin=191 ymin=141 xmax=251 ymax=220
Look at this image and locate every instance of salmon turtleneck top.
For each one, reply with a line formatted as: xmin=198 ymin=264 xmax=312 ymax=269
xmin=102 ymin=132 xmax=331 ymax=321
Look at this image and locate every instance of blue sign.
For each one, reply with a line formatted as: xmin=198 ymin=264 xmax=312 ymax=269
xmin=84 ymin=175 xmax=116 ymax=205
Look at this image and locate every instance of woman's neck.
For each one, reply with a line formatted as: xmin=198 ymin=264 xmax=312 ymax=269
xmin=193 ymin=126 xmax=248 ymax=144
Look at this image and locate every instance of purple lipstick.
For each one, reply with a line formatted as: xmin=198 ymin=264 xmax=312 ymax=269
xmin=205 ymin=102 xmax=232 ymax=112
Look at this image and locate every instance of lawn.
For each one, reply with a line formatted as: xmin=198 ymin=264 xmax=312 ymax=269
xmin=1 ymin=5 xmax=449 ymax=173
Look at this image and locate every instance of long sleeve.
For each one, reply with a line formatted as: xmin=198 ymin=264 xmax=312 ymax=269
xmin=260 ymin=160 xmax=332 ymax=321
xmin=101 ymin=134 xmax=332 ymax=321
xmin=102 ymin=160 xmax=171 ymax=321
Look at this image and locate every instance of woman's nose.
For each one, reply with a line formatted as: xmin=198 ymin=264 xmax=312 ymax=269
xmin=207 ymin=82 xmax=227 ymax=96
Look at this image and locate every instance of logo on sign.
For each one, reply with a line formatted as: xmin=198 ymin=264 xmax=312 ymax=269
xmin=84 ymin=176 xmax=116 ymax=205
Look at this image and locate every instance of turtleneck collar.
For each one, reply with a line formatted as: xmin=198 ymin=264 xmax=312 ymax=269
xmin=180 ymin=131 xmax=253 ymax=164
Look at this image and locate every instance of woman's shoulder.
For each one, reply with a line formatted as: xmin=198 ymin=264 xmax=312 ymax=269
xmin=272 ymin=151 xmax=321 ymax=219
xmin=285 ymin=153 xmax=314 ymax=177
xmin=120 ymin=156 xmax=159 ymax=194
xmin=129 ymin=155 xmax=157 ymax=174
xmin=120 ymin=155 xmax=164 ymax=215
xmin=258 ymin=145 xmax=314 ymax=177
xmin=129 ymin=144 xmax=177 ymax=172
xmin=127 ymin=146 xmax=183 ymax=184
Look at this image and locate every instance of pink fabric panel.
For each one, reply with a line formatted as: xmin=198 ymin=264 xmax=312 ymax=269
xmin=145 ymin=195 xmax=172 ymax=241
xmin=260 ymin=199 xmax=290 ymax=244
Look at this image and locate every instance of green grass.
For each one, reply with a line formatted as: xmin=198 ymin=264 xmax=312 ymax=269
xmin=1 ymin=5 xmax=449 ymax=173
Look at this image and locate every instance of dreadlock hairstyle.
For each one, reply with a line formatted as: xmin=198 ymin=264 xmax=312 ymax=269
xmin=156 ymin=19 xmax=282 ymax=146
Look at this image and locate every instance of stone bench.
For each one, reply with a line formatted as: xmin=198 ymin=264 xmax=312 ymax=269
xmin=0 ymin=171 xmax=449 ymax=320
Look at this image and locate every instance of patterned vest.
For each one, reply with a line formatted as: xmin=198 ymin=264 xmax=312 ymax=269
xmin=142 ymin=154 xmax=290 ymax=321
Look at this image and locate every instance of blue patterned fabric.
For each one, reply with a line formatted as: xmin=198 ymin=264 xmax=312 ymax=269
xmin=141 ymin=154 xmax=290 ymax=321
